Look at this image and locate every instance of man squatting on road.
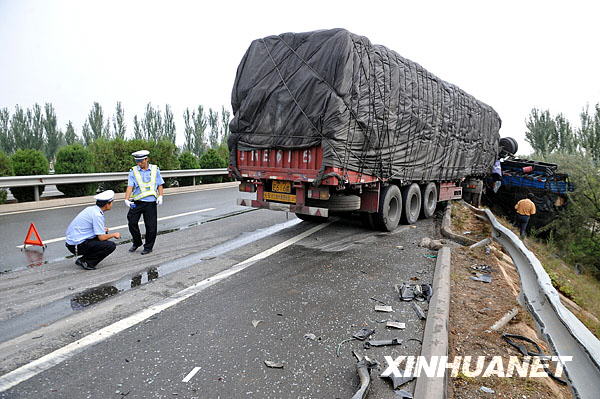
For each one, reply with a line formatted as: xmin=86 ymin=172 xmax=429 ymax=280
xmin=65 ymin=190 xmax=121 ymax=270
xmin=124 ymin=150 xmax=164 ymax=255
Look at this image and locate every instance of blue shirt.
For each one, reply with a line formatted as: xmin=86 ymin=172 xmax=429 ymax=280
xmin=127 ymin=164 xmax=165 ymax=202
xmin=65 ymin=205 xmax=106 ymax=245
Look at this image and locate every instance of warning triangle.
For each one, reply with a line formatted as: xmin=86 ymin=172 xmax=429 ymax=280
xmin=23 ymin=223 xmax=45 ymax=247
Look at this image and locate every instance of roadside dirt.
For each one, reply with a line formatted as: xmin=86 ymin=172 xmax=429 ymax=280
xmin=448 ymin=202 xmax=572 ymax=399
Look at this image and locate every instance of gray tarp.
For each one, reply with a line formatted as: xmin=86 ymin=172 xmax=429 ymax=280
xmin=229 ymin=28 xmax=501 ymax=183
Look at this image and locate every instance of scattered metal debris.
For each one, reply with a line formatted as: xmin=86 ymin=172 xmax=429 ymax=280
xmin=353 ymin=328 xmax=376 ymax=340
xmin=397 ymin=283 xmax=433 ymax=302
xmin=370 ymin=297 xmax=388 ymax=305
xmin=380 ymin=368 xmax=415 ymax=389
xmin=463 ymin=231 xmax=472 ymax=235
xmin=264 ymin=360 xmax=284 ymax=369
xmin=375 ymin=305 xmax=394 ymax=312
xmin=364 ymin=338 xmax=402 ymax=349
xmin=394 ymin=389 xmax=414 ymax=398
xmin=396 ymin=245 xmax=404 ymax=250
xmin=351 ymin=351 xmax=379 ymax=399
xmin=470 ymin=274 xmax=492 ymax=283
xmin=469 ymin=237 xmax=492 ymax=249
xmin=471 ymin=264 xmax=492 ymax=272
xmin=411 ymin=303 xmax=426 ymax=320
xmin=479 ymin=386 xmax=495 ymax=394
xmin=251 ymin=320 xmax=262 ymax=328
xmin=386 ymin=321 xmax=406 ymax=329
xmin=336 ymin=338 xmax=356 ymax=357
xmin=490 ymin=308 xmax=519 ymax=331
xmin=303 ymin=333 xmax=317 ymax=341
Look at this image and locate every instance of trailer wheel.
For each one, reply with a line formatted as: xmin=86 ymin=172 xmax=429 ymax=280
xmin=402 ymin=183 xmax=422 ymax=224
xmin=420 ymin=182 xmax=437 ymax=219
xmin=373 ymin=184 xmax=402 ymax=231
xmin=296 ymin=213 xmax=329 ymax=223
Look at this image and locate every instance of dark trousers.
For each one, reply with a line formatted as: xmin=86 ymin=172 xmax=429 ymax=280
xmin=517 ymin=214 xmax=530 ymax=238
xmin=66 ymin=238 xmax=116 ymax=267
xmin=127 ymin=201 xmax=158 ymax=250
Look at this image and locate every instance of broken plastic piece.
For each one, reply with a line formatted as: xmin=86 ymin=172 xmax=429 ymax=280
xmin=470 ymin=275 xmax=492 ymax=283
xmin=381 ymin=369 xmax=415 ymax=389
xmin=386 ymin=321 xmax=406 ymax=329
xmin=479 ymin=386 xmax=495 ymax=394
xmin=364 ymin=338 xmax=402 ymax=348
xmin=264 ymin=360 xmax=284 ymax=368
xmin=351 ymin=351 xmax=379 ymax=399
xmin=394 ymin=389 xmax=414 ymax=399
xmin=303 ymin=333 xmax=317 ymax=340
xmin=375 ymin=305 xmax=394 ymax=312
xmin=471 ymin=264 xmax=492 ymax=272
xmin=353 ymin=328 xmax=376 ymax=340
xmin=422 ymin=254 xmax=437 ymax=259
xmin=251 ymin=320 xmax=262 ymax=328
xmin=412 ymin=303 xmax=427 ymax=320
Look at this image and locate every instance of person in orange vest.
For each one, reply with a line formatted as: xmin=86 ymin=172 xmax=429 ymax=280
xmin=515 ymin=193 xmax=536 ymax=238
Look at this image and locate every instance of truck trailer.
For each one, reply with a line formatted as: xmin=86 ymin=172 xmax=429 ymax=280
xmin=228 ymin=28 xmax=506 ymax=231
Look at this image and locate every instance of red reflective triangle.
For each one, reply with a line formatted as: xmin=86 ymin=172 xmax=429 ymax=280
xmin=23 ymin=223 xmax=44 ymax=247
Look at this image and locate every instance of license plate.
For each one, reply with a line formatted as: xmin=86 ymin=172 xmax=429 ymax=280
xmin=272 ymin=180 xmax=291 ymax=193
xmin=264 ymin=192 xmax=296 ymax=203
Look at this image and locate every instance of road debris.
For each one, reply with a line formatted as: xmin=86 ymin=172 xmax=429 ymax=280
xmin=353 ymin=328 xmax=376 ymax=340
xmin=470 ymin=274 xmax=492 ymax=283
xmin=469 ymin=237 xmax=492 ymax=249
xmin=396 ymin=245 xmax=404 ymax=250
xmin=303 ymin=333 xmax=317 ymax=341
xmin=374 ymin=305 xmax=394 ymax=312
xmin=370 ymin=296 xmax=388 ymax=305
xmin=419 ymin=237 xmax=444 ymax=250
xmin=386 ymin=321 xmax=406 ymax=329
xmin=397 ymin=283 xmax=433 ymax=302
xmin=264 ymin=360 xmax=284 ymax=369
xmin=479 ymin=386 xmax=495 ymax=394
xmin=381 ymin=368 xmax=415 ymax=389
xmin=489 ymin=308 xmax=519 ymax=331
xmin=251 ymin=320 xmax=262 ymax=328
xmin=364 ymin=338 xmax=402 ymax=348
xmin=411 ymin=303 xmax=426 ymax=320
xmin=394 ymin=389 xmax=413 ymax=398
xmin=422 ymin=254 xmax=437 ymax=259
xmin=351 ymin=351 xmax=379 ymax=399
xmin=471 ymin=264 xmax=492 ymax=272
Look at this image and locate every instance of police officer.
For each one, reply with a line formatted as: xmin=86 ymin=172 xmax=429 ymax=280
xmin=65 ymin=190 xmax=121 ymax=270
xmin=124 ymin=150 xmax=164 ymax=255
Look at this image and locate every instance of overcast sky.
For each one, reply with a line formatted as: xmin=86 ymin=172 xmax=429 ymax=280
xmin=1 ymin=0 xmax=599 ymax=153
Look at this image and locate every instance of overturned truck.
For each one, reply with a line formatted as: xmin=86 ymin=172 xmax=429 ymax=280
xmin=229 ymin=28 xmax=506 ymax=231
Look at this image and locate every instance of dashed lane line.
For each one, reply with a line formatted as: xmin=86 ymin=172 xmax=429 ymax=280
xmin=0 ymin=220 xmax=331 ymax=393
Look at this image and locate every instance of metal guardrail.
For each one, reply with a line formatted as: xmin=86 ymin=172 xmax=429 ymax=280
xmin=462 ymin=202 xmax=600 ymax=399
xmin=0 ymin=168 xmax=229 ymax=201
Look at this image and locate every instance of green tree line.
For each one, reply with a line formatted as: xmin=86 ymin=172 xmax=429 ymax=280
xmin=524 ymin=104 xmax=600 ymax=277
xmin=0 ymin=102 xmax=232 ymax=161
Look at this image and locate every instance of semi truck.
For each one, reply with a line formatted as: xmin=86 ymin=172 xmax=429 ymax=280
xmin=228 ymin=29 xmax=510 ymax=231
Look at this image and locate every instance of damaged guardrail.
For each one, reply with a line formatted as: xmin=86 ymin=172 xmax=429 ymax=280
xmin=462 ymin=202 xmax=600 ymax=399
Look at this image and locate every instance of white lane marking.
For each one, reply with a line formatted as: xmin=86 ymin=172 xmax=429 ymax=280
xmin=0 ymin=221 xmax=330 ymax=392
xmin=182 ymin=367 xmax=201 ymax=383
xmin=0 ymin=185 xmax=236 ymax=216
xmin=15 ymin=208 xmax=216 ymax=248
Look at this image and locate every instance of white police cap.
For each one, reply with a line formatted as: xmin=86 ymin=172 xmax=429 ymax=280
xmin=131 ymin=150 xmax=150 ymax=161
xmin=94 ymin=190 xmax=115 ymax=202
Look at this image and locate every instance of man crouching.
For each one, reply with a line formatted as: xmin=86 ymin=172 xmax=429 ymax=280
xmin=65 ymin=190 xmax=121 ymax=270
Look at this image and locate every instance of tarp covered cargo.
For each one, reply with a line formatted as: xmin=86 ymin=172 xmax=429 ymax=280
xmin=229 ymin=28 xmax=501 ymax=183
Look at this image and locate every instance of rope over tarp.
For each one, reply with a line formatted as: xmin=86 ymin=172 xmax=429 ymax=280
xmin=229 ymin=28 xmax=501 ymax=182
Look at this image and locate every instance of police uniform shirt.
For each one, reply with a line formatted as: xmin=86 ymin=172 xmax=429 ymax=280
xmin=65 ymin=205 xmax=107 ymax=245
xmin=127 ymin=165 xmax=165 ymax=202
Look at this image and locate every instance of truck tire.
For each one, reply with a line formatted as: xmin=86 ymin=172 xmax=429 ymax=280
xmin=328 ymin=194 xmax=361 ymax=212
xmin=420 ymin=182 xmax=437 ymax=219
xmin=296 ymin=213 xmax=329 ymax=223
xmin=402 ymin=183 xmax=422 ymax=224
xmin=373 ymin=184 xmax=402 ymax=231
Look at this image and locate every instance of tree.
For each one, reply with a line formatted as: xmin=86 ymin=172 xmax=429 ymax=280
xmin=208 ymin=108 xmax=219 ymax=149
xmin=0 ymin=108 xmax=13 ymax=154
xmin=133 ymin=115 xmax=143 ymax=140
xmin=554 ymin=113 xmax=576 ymax=154
xmin=87 ymin=102 xmax=105 ymax=142
xmin=64 ymin=121 xmax=78 ymax=145
xmin=82 ymin=120 xmax=93 ymax=146
xmin=43 ymin=103 xmax=62 ymax=161
xmin=525 ymin=108 xmax=556 ymax=156
xmin=10 ymin=106 xmax=30 ymax=151
xmin=163 ymin=104 xmax=176 ymax=143
xmin=141 ymin=103 xmax=163 ymax=142
xmin=193 ymin=105 xmax=208 ymax=157
xmin=29 ymin=104 xmax=46 ymax=152
xmin=220 ymin=106 xmax=231 ymax=146
xmin=183 ymin=108 xmax=194 ymax=153
xmin=578 ymin=104 xmax=600 ymax=165
xmin=112 ymin=101 xmax=126 ymax=139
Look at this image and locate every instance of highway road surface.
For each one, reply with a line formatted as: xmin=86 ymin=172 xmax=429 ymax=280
xmin=0 ymin=184 xmax=442 ymax=398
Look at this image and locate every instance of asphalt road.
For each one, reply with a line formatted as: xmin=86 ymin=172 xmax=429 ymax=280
xmin=0 ymin=185 xmax=253 ymax=272
xmin=0 ymin=208 xmax=441 ymax=399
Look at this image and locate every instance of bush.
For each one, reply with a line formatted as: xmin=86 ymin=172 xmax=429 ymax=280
xmin=10 ymin=149 xmax=49 ymax=202
xmin=178 ymin=151 xmax=200 ymax=186
xmin=199 ymin=149 xmax=227 ymax=184
xmin=0 ymin=152 xmax=11 ymax=204
xmin=91 ymin=139 xmax=180 ymax=192
xmin=54 ymin=144 xmax=98 ymax=197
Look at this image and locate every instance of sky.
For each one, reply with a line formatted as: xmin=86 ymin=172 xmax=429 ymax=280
xmin=1 ymin=0 xmax=599 ymax=154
